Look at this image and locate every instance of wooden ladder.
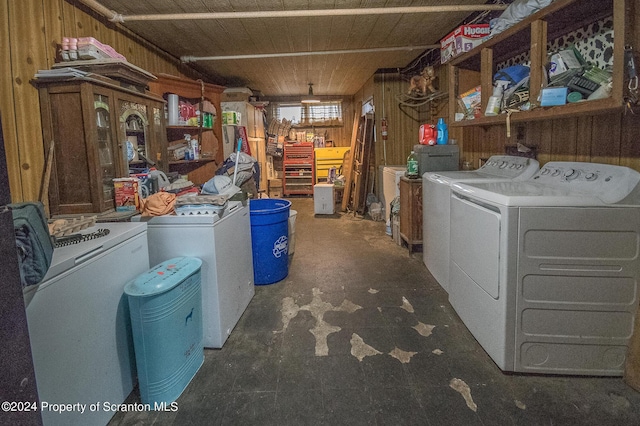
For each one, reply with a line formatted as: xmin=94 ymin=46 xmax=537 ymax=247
xmin=342 ymin=112 xmax=375 ymax=214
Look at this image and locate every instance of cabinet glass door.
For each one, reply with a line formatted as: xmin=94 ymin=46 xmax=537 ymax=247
xmin=94 ymin=94 xmax=115 ymax=201
xmin=119 ymin=100 xmax=149 ymax=171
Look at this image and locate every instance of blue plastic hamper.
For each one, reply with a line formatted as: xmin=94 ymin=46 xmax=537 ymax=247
xmin=249 ymin=198 xmax=291 ymax=285
xmin=124 ymin=257 xmax=204 ymax=407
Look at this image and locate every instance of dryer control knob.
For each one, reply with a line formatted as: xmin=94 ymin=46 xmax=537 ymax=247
xmin=564 ymin=169 xmax=579 ymax=180
xmin=585 ymin=172 xmax=597 ymax=181
xmin=552 ymin=169 xmax=562 ymax=177
xmin=541 ymin=168 xmax=550 ymax=175
xmin=499 ymin=162 xmax=508 ymax=168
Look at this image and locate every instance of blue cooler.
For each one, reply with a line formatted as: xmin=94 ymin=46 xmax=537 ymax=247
xmin=124 ymin=257 xmax=204 ymax=406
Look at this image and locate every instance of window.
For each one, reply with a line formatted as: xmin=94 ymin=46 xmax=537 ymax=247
xmin=274 ymin=101 xmax=343 ymax=127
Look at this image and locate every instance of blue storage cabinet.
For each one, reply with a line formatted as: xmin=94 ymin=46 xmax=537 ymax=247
xmin=125 ymin=257 xmax=204 ymax=406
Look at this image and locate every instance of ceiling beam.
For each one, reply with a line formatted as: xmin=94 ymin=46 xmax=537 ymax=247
xmin=181 ymin=45 xmax=441 ymax=63
xmin=75 ymin=1 xmax=507 ymax=23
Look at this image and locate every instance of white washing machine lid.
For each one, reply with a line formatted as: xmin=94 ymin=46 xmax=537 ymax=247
xmin=453 ymin=162 xmax=640 ymax=207
xmin=383 ymin=166 xmax=405 ymax=173
xmin=452 ymin=180 xmax=606 ymax=207
xmin=425 ymin=170 xmax=493 ymax=185
xmin=424 ymin=155 xmax=539 ymax=185
xmin=131 ymin=201 xmax=244 ymax=225
xmin=40 ymin=222 xmax=148 ymax=284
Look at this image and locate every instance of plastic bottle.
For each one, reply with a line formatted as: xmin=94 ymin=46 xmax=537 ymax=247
xmin=406 ymin=150 xmax=419 ymax=178
xmin=436 ymin=118 xmax=448 ymax=145
xmin=191 ymin=138 xmax=199 ymax=160
xmin=485 ymin=84 xmax=504 ymax=116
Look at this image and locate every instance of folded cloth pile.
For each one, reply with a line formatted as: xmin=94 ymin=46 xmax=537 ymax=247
xmin=175 ymin=193 xmax=228 ymax=206
xmin=140 ymin=191 xmax=176 ymax=216
xmin=163 ymin=178 xmax=195 ymax=193
xmin=201 ymin=175 xmax=241 ymax=197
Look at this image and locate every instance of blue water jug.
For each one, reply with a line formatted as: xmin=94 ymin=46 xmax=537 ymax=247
xmin=436 ymin=118 xmax=448 ymax=145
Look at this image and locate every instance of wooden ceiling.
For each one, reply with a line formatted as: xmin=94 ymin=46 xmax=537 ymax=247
xmin=90 ymin=0 xmax=504 ymax=97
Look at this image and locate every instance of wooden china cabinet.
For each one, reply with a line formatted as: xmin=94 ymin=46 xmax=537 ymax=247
xmin=35 ymin=75 xmax=167 ymax=215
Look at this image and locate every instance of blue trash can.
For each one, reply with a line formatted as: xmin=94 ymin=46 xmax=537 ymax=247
xmin=249 ymin=198 xmax=291 ymax=285
xmin=124 ymin=257 xmax=204 ymax=407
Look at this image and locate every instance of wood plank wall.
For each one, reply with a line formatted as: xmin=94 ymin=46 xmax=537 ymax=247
xmin=353 ymin=67 xmax=454 ymax=169
xmin=263 ymin=96 xmax=357 ymax=148
xmin=0 ymin=0 xmax=203 ymax=203
xmin=458 ymin=112 xmax=640 ymax=171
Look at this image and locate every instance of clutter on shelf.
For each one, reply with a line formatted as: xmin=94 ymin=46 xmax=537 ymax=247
xmin=59 ymin=37 xmax=126 ymax=62
xmin=489 ymin=0 xmax=554 ymax=37
xmin=440 ymin=24 xmax=491 ymax=64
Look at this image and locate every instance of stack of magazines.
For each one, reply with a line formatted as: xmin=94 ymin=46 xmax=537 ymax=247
xmin=34 ymin=68 xmax=88 ymax=79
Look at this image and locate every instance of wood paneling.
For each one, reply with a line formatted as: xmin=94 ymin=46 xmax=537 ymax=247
xmin=9 ymin=0 xmax=48 ymax=201
xmin=0 ymin=0 xmax=199 ymax=203
xmin=459 ymin=113 xmax=633 ymax=170
xmin=0 ymin=0 xmax=21 ymax=200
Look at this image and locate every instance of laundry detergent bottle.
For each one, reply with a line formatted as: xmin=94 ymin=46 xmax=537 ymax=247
xmin=436 ymin=118 xmax=448 ymax=145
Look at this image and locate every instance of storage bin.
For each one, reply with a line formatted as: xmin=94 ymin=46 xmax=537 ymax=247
xmin=249 ymin=199 xmax=291 ymax=284
xmin=124 ymin=257 xmax=204 ymax=406
xmin=289 ymin=209 xmax=297 ymax=256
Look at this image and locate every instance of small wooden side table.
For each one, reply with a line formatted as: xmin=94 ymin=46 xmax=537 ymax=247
xmin=399 ymin=176 xmax=423 ymax=253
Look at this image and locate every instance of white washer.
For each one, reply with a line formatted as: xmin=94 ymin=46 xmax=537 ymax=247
xmin=449 ymin=162 xmax=640 ymax=376
xmin=380 ymin=165 xmax=405 ymax=224
xmin=422 ymin=155 xmax=539 ymax=292
xmin=133 ymin=200 xmax=254 ymax=348
xmin=24 ymin=223 xmax=149 ymax=426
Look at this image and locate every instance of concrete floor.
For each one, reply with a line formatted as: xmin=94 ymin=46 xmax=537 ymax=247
xmin=110 ymin=197 xmax=640 ymax=425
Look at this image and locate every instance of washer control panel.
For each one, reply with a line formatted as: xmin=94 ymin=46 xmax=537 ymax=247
xmin=478 ymin=155 xmax=539 ymax=179
xmin=531 ymin=162 xmax=640 ymax=203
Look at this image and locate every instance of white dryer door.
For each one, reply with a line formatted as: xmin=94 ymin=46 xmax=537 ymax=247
xmin=450 ymin=195 xmax=501 ymax=299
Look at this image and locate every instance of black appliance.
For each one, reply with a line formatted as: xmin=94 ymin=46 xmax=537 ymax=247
xmin=0 ymin=115 xmax=42 ymax=425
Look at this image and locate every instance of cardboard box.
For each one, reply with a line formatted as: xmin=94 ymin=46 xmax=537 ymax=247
xmin=268 ymin=178 xmax=283 ymax=189
xmin=168 ymin=142 xmax=188 ymax=160
xmin=548 ymin=48 xmax=584 ymax=78
xmin=221 ymin=87 xmax=253 ymax=102
xmin=222 ymin=111 xmax=241 ymax=125
xmin=458 ymin=85 xmax=482 ymax=118
xmin=269 ymin=188 xmax=283 ymax=198
xmin=540 ymin=87 xmax=568 ymax=106
xmin=113 ymin=178 xmax=140 ymax=212
xmin=441 ymin=24 xmax=490 ymax=64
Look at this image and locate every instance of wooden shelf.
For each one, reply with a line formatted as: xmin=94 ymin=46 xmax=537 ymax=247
xmin=149 ymin=74 xmax=225 ymax=185
xmin=166 ymin=125 xmax=214 ymax=131
xmin=451 ymin=0 xmax=615 ymax=70
xmin=169 ymin=158 xmax=216 ymax=165
xmin=451 ymin=97 xmax=623 ymax=128
xmin=448 ymin=0 xmax=629 ymax=127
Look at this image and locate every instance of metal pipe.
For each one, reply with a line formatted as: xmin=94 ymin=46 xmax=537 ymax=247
xmin=182 ymin=45 xmax=440 ymax=62
xmin=75 ymin=0 xmax=124 ymax=23
xmin=110 ymin=5 xmax=507 ymax=22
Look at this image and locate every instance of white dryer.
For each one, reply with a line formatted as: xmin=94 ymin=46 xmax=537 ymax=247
xmin=449 ymin=162 xmax=640 ymax=376
xmin=422 ymin=155 xmax=539 ymax=293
